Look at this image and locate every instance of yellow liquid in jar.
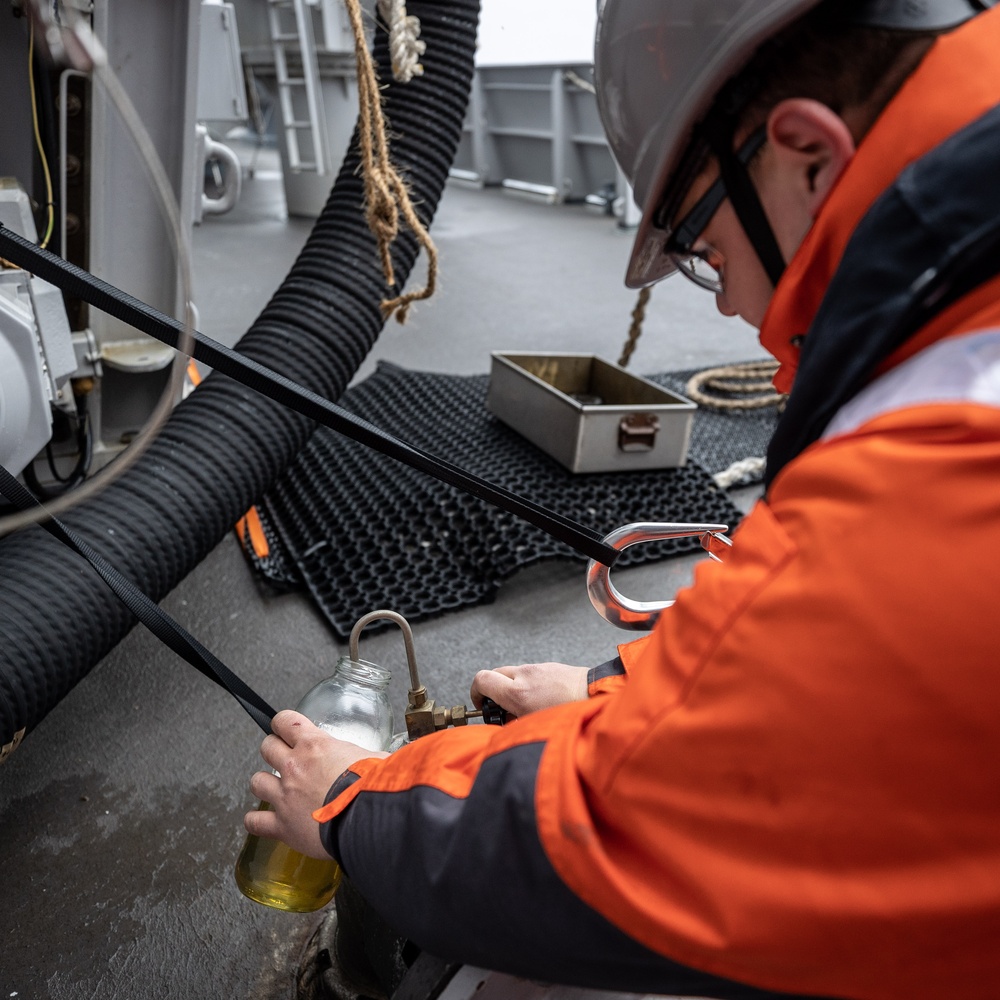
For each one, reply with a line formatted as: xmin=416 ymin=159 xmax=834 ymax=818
xmin=234 ymin=802 xmax=342 ymax=912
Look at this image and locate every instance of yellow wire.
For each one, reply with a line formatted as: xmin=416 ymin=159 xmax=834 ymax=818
xmin=28 ymin=19 xmax=55 ymax=250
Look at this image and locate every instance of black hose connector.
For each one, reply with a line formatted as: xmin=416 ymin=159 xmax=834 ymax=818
xmin=0 ymin=0 xmax=480 ymax=748
xmin=479 ymin=698 xmax=509 ymax=727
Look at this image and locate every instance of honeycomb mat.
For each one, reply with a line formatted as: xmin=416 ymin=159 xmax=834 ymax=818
xmin=245 ymin=362 xmax=777 ymax=638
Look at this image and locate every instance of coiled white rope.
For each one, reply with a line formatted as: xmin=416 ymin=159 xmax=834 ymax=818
xmin=689 ymin=362 xmax=781 ymax=489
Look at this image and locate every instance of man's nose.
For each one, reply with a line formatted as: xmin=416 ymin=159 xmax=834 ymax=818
xmin=715 ymin=290 xmax=738 ymax=317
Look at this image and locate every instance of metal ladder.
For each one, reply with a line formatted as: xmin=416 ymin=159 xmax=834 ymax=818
xmin=266 ymin=0 xmax=327 ymax=173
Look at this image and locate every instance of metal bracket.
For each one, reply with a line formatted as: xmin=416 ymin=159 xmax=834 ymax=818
xmin=618 ymin=413 xmax=659 ymax=452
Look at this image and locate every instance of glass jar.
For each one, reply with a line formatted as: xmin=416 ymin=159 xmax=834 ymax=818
xmin=235 ymin=656 xmax=393 ymax=912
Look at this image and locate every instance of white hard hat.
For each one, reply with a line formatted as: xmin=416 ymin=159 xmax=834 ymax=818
xmin=596 ymin=0 xmax=991 ymax=288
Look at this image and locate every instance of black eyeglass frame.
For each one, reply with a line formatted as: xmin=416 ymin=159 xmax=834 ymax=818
xmin=663 ymin=124 xmax=769 ymax=258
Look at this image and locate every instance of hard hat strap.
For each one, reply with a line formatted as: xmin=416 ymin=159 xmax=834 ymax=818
xmin=851 ymin=0 xmax=996 ymax=31
xmin=666 ymin=126 xmax=768 ymax=254
xmin=699 ymin=113 xmax=787 ymax=288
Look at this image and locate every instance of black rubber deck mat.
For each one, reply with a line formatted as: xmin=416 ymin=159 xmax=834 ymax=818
xmin=243 ymin=362 xmax=777 ymax=638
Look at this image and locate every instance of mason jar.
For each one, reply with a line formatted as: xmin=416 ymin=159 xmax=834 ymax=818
xmin=235 ymin=657 xmax=393 ymax=912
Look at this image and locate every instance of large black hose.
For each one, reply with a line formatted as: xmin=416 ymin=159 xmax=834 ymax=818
xmin=0 ymin=0 xmax=480 ymax=748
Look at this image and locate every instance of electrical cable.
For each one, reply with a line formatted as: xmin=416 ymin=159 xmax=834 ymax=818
xmin=28 ymin=19 xmax=55 ymax=250
xmin=23 ymin=394 xmax=93 ymax=497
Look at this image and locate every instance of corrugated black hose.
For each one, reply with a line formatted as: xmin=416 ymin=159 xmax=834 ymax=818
xmin=0 ymin=0 xmax=480 ymax=748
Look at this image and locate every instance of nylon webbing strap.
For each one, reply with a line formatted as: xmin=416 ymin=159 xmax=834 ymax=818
xmin=699 ymin=116 xmax=787 ymax=288
xmin=0 ymin=225 xmax=620 ymax=568
xmin=0 ymin=465 xmax=277 ymax=734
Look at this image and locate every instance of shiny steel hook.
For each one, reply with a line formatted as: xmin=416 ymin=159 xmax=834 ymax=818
xmin=587 ymin=522 xmax=732 ymax=630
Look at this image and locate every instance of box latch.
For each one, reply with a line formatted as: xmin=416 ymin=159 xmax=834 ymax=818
xmin=618 ymin=414 xmax=660 ymax=452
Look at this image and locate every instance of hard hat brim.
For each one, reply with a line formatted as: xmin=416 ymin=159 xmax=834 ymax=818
xmin=595 ymin=0 xmax=825 ymax=289
xmin=596 ymin=0 xmax=988 ymax=289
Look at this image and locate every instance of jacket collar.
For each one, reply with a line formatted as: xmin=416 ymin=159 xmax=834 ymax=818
xmin=763 ymin=101 xmax=1000 ymax=489
xmin=759 ymin=5 xmax=1000 ymax=395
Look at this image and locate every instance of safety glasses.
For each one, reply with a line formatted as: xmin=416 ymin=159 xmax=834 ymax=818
xmin=673 ymin=246 xmax=727 ymax=293
xmin=664 ymin=125 xmax=769 ymax=294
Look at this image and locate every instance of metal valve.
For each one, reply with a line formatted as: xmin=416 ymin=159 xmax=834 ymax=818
xmin=349 ymin=610 xmax=508 ymax=742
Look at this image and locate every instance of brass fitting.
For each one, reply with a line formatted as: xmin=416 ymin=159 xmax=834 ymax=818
xmin=404 ymin=700 xmax=472 ymax=740
xmin=348 ymin=610 xmax=501 ymax=742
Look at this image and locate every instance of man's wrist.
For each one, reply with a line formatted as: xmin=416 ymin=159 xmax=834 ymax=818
xmin=314 ymin=769 xmax=362 ymax=863
xmin=587 ymin=656 xmax=627 ymax=696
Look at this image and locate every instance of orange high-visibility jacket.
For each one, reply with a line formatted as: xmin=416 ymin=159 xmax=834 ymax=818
xmin=315 ymin=12 xmax=1000 ymax=1000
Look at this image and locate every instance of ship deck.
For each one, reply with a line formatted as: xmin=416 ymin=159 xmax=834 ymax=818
xmin=0 ymin=140 xmax=766 ymax=999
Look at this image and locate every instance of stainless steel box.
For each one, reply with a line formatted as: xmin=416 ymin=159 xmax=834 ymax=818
xmin=486 ymin=352 xmax=696 ymax=473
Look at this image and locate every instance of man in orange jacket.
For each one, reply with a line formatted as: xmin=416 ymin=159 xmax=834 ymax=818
xmin=246 ymin=2 xmax=1000 ymax=997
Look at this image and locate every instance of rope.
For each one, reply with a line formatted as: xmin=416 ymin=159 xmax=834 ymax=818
xmin=617 ymin=304 xmax=777 ymax=488
xmin=344 ymin=0 xmax=438 ymax=323
xmin=563 ymin=69 xmax=596 ymax=94
xmin=377 ymin=0 xmax=426 ymax=83
xmin=713 ymin=456 xmax=766 ymax=490
xmin=684 ymin=360 xmax=786 ymax=411
xmin=617 ymin=286 xmax=652 ymax=368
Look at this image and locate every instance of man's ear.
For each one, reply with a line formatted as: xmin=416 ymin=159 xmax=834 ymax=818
xmin=766 ymin=99 xmax=856 ymax=217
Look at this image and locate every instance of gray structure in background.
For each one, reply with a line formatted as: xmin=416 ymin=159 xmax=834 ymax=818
xmin=88 ymin=0 xmax=201 ymax=417
xmin=196 ymin=2 xmax=250 ymax=224
xmin=234 ymin=0 xmax=370 ymax=218
xmin=0 ymin=1 xmax=632 ymax=477
xmin=231 ymin=0 xmax=628 ymax=216
xmin=0 ymin=2 xmax=201 ymax=469
xmin=452 ymin=63 xmax=617 ymax=204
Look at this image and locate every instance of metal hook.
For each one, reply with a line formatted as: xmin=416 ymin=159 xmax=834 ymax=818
xmin=586 ymin=521 xmax=731 ymax=631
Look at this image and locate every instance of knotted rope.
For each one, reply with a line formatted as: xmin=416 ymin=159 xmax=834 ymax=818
xmin=377 ymin=0 xmax=426 ymax=83
xmin=345 ymin=0 xmax=438 ymax=323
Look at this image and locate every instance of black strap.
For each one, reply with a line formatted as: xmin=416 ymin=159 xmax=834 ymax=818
xmin=0 ymin=465 xmax=277 ymax=734
xmin=0 ymin=225 xmax=620 ymax=568
xmin=700 ymin=115 xmax=787 ymax=288
xmin=853 ymin=0 xmax=994 ymax=30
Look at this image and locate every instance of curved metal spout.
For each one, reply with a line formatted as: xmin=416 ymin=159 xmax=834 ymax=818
xmin=349 ymin=609 xmax=424 ymax=705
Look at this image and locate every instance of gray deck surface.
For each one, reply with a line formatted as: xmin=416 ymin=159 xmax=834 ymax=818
xmin=0 ymin=144 xmax=766 ymax=999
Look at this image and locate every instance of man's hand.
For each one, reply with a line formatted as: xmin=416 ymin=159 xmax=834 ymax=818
xmin=470 ymin=662 xmax=589 ymax=720
xmin=243 ymin=710 xmax=388 ymax=859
